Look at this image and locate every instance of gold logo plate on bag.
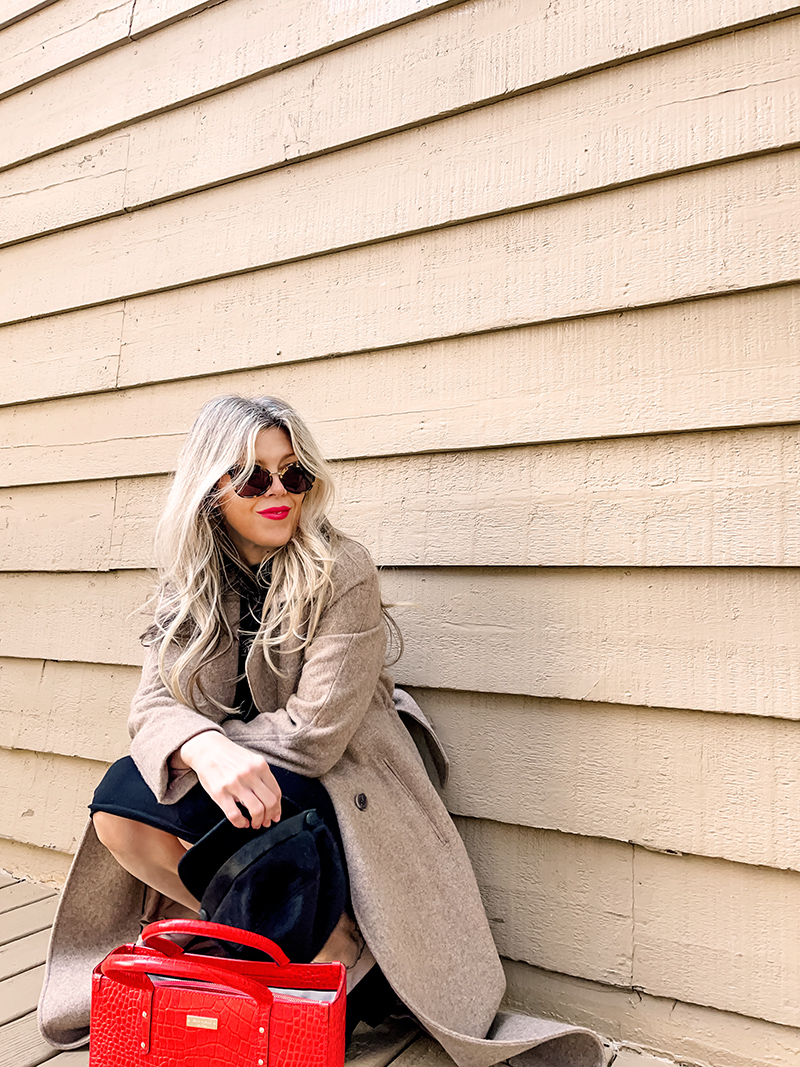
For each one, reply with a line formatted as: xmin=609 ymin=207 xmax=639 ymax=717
xmin=186 ymin=1015 xmax=218 ymax=1029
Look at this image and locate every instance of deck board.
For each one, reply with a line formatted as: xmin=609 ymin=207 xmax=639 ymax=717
xmin=0 ymin=928 xmax=51 ymax=981
xmin=1 ymin=1011 xmax=59 ymax=1067
xmin=0 ymin=896 xmax=58 ymax=948
xmin=0 ymin=882 xmax=57 ymax=915
xmin=0 ymin=963 xmax=45 ymax=1026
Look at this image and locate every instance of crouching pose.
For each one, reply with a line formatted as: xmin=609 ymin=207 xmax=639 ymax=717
xmin=38 ymin=394 xmax=603 ymax=1067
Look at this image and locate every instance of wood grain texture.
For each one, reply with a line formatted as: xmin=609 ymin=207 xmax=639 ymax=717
xmin=0 ymin=284 xmax=794 ymax=472
xmin=0 ymin=0 xmax=58 ymax=33
xmin=504 ymin=959 xmax=800 ymax=1067
xmin=383 ymin=566 xmax=800 ymax=718
xmin=633 ymin=848 xmax=800 ymax=1028
xmin=0 ymin=134 xmax=129 ymax=250
xmin=0 ymin=302 xmax=122 ymax=408
xmin=4 ymin=143 xmax=799 ymax=326
xmin=47 ymin=1053 xmax=90 ymax=1067
xmin=0 ymin=567 xmax=798 ymax=719
xmin=0 ymin=480 xmax=117 ymax=571
xmin=0 ymin=1010 xmax=60 ymax=1066
xmin=0 ymin=0 xmax=132 ymax=100
xmin=5 ymin=659 xmax=800 ymax=867
xmin=0 ymin=658 xmax=134 ymax=762
xmin=0 ymin=0 xmax=459 ymax=170
xmin=1 ymin=424 xmax=798 ymax=570
xmin=6 ymin=14 xmax=797 ymax=248
xmin=0 ymin=839 xmax=73 ymax=885
xmin=423 ymin=689 xmax=800 ymax=870
xmin=2 ymin=290 xmax=796 ymax=431
xmin=456 ymin=816 xmax=633 ymax=985
xmin=0 ymin=747 xmax=108 ymax=854
xmin=0 ymin=880 xmax=55 ymax=914
xmin=0 ymin=895 xmax=58 ymax=945
xmin=0 ymin=928 xmax=51 ymax=981
xmin=99 ymin=158 xmax=800 ymax=385
xmin=0 ymin=963 xmax=45 ymax=1026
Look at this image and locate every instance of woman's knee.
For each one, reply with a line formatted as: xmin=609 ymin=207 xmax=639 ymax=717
xmin=92 ymin=812 xmax=149 ymax=858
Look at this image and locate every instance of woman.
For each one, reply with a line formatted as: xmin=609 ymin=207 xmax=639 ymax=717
xmin=38 ymin=396 xmax=603 ymax=1067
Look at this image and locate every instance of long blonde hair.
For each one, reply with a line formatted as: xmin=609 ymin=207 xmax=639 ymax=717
xmin=147 ymin=395 xmax=343 ymax=711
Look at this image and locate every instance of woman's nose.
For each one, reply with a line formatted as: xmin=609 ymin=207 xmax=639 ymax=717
xmin=265 ymin=472 xmax=288 ymax=496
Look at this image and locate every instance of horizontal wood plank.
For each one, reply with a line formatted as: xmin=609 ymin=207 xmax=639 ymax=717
xmin=5 ymin=15 xmax=797 ymax=250
xmin=0 ymin=748 xmax=108 ymax=854
xmin=129 ymin=0 xmax=232 ymax=37
xmin=0 ymin=880 xmax=55 ymax=914
xmin=0 ymin=0 xmax=459 ymax=170
xmin=5 ymin=668 xmax=800 ymax=868
xmin=4 ymin=143 xmax=799 ymax=326
xmin=1 ymin=1010 xmax=59 ymax=1066
xmin=0 ymin=928 xmax=51 ymax=981
xmin=0 ymin=0 xmax=58 ymax=32
xmin=0 ymin=658 xmax=134 ymax=762
xmin=0 ymin=567 xmax=798 ymax=718
xmin=383 ymin=566 xmax=800 ymax=718
xmin=0 ymin=896 xmax=58 ymax=946
xmin=0 ymin=303 xmax=122 ymax=409
xmin=47 ymin=1054 xmax=90 ymax=1067
xmin=0 ymin=963 xmax=45 ymax=1026
xmin=459 ymin=817 xmax=634 ymax=985
xmin=0 ymin=282 xmax=797 ymax=440
xmin=1 ymin=424 xmax=799 ymax=569
xmin=0 ymin=285 xmax=796 ymax=471
xmin=424 ymin=689 xmax=800 ymax=871
xmin=503 ymin=959 xmax=800 ymax=1067
xmin=93 ymin=160 xmax=800 ymax=387
xmin=0 ymin=0 xmax=132 ymax=100
xmin=0 ymin=133 xmax=130 ymax=250
xmin=633 ymin=848 xmax=800 ymax=1028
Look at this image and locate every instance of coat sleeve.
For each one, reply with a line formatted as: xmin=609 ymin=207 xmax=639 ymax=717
xmin=128 ymin=619 xmax=227 ymax=805
xmin=223 ymin=543 xmax=387 ymax=777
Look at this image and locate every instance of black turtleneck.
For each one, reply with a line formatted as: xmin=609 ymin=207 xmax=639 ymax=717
xmin=231 ymin=562 xmax=272 ymax=723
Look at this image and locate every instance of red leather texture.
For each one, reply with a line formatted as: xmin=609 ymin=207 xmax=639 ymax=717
xmin=89 ymin=921 xmax=346 ymax=1067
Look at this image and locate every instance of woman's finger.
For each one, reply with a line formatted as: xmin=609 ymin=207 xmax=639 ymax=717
xmin=217 ymin=795 xmax=251 ymax=828
xmin=236 ymin=789 xmax=266 ymax=829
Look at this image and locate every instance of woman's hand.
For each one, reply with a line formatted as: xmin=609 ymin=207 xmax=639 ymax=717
xmin=178 ymin=732 xmax=282 ymax=829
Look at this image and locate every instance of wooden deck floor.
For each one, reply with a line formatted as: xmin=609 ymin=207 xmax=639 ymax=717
xmin=1 ymin=871 xmax=673 ymax=1067
xmin=0 ymin=869 xmax=425 ymax=1067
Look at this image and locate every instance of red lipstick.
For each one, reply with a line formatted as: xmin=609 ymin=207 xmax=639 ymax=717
xmin=257 ymin=507 xmax=290 ymax=520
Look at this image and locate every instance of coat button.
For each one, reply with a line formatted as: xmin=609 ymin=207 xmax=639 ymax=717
xmin=354 ymin=792 xmax=368 ymax=811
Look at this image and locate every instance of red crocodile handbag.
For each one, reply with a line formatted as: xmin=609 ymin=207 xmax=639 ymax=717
xmin=89 ymin=919 xmax=347 ymax=1067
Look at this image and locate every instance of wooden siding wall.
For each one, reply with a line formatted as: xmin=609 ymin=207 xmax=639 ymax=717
xmin=1 ymin=0 xmax=799 ymax=1063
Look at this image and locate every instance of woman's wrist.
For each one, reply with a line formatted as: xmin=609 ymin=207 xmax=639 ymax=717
xmin=175 ymin=729 xmax=224 ymax=770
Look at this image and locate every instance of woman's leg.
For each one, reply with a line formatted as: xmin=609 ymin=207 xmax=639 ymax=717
xmin=93 ymin=812 xmax=201 ymax=912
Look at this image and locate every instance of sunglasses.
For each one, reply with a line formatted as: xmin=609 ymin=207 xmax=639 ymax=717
xmin=228 ymin=461 xmax=316 ymax=497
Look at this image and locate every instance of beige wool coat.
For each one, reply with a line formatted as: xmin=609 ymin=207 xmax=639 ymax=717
xmin=38 ymin=537 xmax=603 ymax=1067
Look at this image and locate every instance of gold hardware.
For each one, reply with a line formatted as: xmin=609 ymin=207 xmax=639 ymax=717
xmin=186 ymin=1015 xmax=219 ymax=1030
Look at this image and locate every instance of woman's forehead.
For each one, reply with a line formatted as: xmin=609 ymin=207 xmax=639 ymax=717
xmin=253 ymin=425 xmax=295 ymax=465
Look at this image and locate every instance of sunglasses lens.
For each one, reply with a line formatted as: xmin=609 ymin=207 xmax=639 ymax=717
xmin=233 ymin=466 xmax=272 ymax=497
xmin=280 ymin=463 xmax=315 ymax=494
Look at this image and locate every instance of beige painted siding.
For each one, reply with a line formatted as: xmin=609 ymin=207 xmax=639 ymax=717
xmin=1 ymin=1 xmax=798 ymax=1063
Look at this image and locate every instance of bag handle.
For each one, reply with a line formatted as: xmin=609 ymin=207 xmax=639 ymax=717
xmin=101 ymin=952 xmax=274 ymax=1006
xmin=141 ymin=919 xmax=290 ymax=966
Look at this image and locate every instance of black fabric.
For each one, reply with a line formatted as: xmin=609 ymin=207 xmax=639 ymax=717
xmin=230 ymin=561 xmax=271 ymax=724
xmin=178 ymin=807 xmax=347 ymax=963
xmin=89 ymin=756 xmax=342 ymax=852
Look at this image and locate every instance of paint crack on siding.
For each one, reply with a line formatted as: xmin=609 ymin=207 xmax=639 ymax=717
xmin=127 ymin=0 xmax=138 ymax=36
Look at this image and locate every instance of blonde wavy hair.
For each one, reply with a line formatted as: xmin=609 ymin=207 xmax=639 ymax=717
xmin=147 ymin=395 xmax=346 ymax=711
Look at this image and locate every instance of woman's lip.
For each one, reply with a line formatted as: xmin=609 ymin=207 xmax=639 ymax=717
xmin=257 ymin=506 xmax=291 ymax=519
